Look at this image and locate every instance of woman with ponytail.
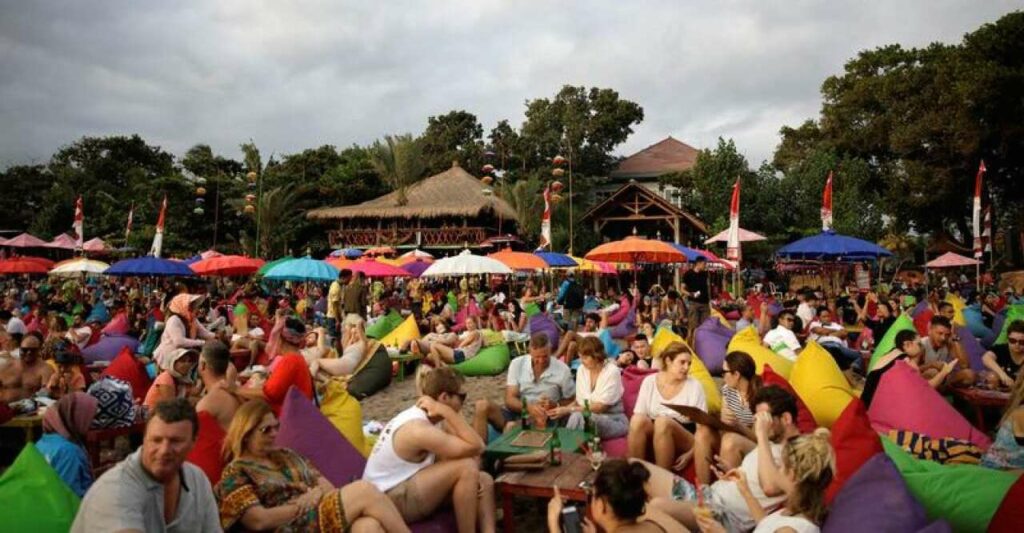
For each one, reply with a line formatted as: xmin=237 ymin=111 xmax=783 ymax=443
xmin=696 ymin=428 xmax=835 ymax=533
xmin=694 ymin=351 xmax=761 ymax=484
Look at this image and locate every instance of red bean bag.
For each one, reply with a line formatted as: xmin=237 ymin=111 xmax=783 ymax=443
xmin=186 ymin=410 xmax=226 ymax=486
xmin=914 ymin=309 xmax=934 ymax=337
xmin=989 ymin=474 xmax=1024 ymax=533
xmin=762 ymin=364 xmax=818 ymax=434
xmin=825 ymin=398 xmax=883 ymax=504
xmin=100 ymin=347 xmax=152 ymax=403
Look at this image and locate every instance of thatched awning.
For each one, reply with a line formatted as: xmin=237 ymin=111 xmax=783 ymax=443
xmin=307 ymin=163 xmax=519 ymax=222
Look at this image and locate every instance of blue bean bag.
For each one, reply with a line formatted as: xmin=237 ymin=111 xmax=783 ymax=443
xmin=528 ymin=313 xmax=560 ymax=350
xmin=694 ymin=317 xmax=734 ymax=375
xmin=598 ymin=329 xmax=621 ymax=358
xmin=962 ymin=305 xmax=993 ymax=340
xmin=453 ymin=343 xmax=511 ymax=376
xmin=81 ymin=334 xmax=140 ymax=364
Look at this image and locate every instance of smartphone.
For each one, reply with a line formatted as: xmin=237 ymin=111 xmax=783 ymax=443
xmin=561 ymin=506 xmax=582 ymax=533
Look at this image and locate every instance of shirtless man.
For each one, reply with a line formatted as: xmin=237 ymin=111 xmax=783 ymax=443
xmin=0 ymin=333 xmax=54 ymax=402
xmin=195 ymin=341 xmax=240 ymax=430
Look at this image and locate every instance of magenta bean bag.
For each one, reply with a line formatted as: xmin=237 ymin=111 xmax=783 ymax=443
xmin=82 ymin=334 xmax=140 ymax=364
xmin=528 ymin=313 xmax=561 ymax=350
xmin=276 ymin=387 xmax=366 ymax=484
xmin=694 ymin=317 xmax=734 ymax=374
xmin=867 ymin=361 xmax=991 ymax=449
xmin=621 ymin=366 xmax=657 ymax=418
xmin=956 ymin=324 xmax=986 ymax=371
xmin=606 ymin=296 xmax=631 ymax=326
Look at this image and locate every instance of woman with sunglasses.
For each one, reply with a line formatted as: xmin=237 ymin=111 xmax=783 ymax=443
xmin=693 ymin=351 xmax=760 ymax=485
xmin=214 ymin=400 xmax=409 ymax=532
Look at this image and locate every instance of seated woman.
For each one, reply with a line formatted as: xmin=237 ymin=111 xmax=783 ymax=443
xmin=311 ymin=314 xmax=368 ymax=378
xmin=214 ymin=400 xmax=410 ymax=533
xmin=35 ymin=392 xmax=98 ymax=498
xmin=547 ymin=459 xmax=682 ymax=532
xmin=426 ymin=315 xmax=483 ymax=367
xmin=403 ymin=316 xmax=458 ymax=355
xmin=143 ymin=347 xmax=199 ymax=410
xmin=546 ymin=336 xmax=629 ymax=439
xmin=628 ymin=342 xmax=707 ymax=471
xmin=694 ymin=351 xmax=760 ymax=484
xmin=694 ymin=429 xmax=836 ymax=533
xmin=153 ymin=293 xmax=217 ymax=369
xmin=980 ymin=372 xmax=1024 ymax=471
xmin=554 ymin=312 xmax=603 ymax=364
xmin=47 ymin=348 xmax=87 ymax=399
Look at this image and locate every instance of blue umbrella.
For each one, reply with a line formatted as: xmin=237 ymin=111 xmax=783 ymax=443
xmin=776 ymin=230 xmax=892 ymax=261
xmin=534 ymin=251 xmax=578 ymax=268
xmin=670 ymin=244 xmax=705 ymax=262
xmin=329 ymin=248 xmax=363 ymax=259
xmin=263 ymin=256 xmax=339 ymax=282
xmin=105 ymin=256 xmax=195 ymax=277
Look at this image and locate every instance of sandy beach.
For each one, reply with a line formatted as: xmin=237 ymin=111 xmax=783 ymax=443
xmin=361 ymin=367 xmax=509 ymax=424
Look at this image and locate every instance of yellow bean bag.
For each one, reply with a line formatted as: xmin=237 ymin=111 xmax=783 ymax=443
xmin=320 ymin=379 xmax=369 ymax=456
xmin=727 ymin=326 xmax=794 ymax=379
xmin=710 ymin=309 xmax=732 ymax=328
xmin=945 ymin=293 xmax=967 ymax=327
xmin=651 ymin=327 xmax=722 ymax=415
xmin=379 ymin=315 xmax=420 ymax=349
xmin=789 ymin=341 xmax=855 ymax=428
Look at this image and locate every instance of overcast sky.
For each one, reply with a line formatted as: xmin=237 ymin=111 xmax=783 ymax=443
xmin=0 ymin=1 xmax=1019 ymax=170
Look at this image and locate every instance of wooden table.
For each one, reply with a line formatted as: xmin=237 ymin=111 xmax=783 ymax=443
xmin=85 ymin=422 xmax=147 ymax=474
xmin=0 ymin=413 xmax=43 ymax=444
xmin=389 ymin=352 xmax=422 ymax=382
xmin=484 ymin=427 xmax=589 ymax=463
xmin=495 ymin=452 xmax=593 ymax=533
xmin=952 ymin=387 xmax=1010 ymax=433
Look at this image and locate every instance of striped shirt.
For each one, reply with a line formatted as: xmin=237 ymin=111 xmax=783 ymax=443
xmin=722 ymin=385 xmax=755 ymax=427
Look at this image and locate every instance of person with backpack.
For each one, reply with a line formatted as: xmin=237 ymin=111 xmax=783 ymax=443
xmin=557 ymin=272 xmax=585 ymax=330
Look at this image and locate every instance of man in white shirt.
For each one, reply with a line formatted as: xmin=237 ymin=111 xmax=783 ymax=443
xmin=762 ymin=310 xmax=802 ymax=362
xmin=644 ymin=386 xmax=802 ymax=532
xmin=795 ymin=292 xmax=818 ymax=329
xmin=808 ymin=307 xmax=863 ymax=371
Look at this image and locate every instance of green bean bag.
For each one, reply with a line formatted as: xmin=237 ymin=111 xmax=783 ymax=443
xmin=454 ymin=342 xmax=511 ymax=376
xmin=882 ymin=436 xmax=1018 ymax=533
xmin=869 ymin=314 xmax=916 ymax=369
xmin=365 ymin=310 xmax=403 ymax=340
xmin=993 ymin=304 xmax=1024 ymax=345
xmin=0 ymin=443 xmax=80 ymax=532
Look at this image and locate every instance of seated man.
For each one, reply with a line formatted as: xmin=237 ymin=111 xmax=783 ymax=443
xmin=195 ymin=341 xmax=239 ymax=430
xmin=554 ymin=312 xmax=601 ymax=363
xmin=808 ymin=307 xmax=862 ymax=372
xmin=919 ymin=315 xmax=974 ymax=387
xmin=762 ymin=310 xmax=802 ymax=362
xmin=0 ymin=332 xmax=53 ymax=402
xmin=71 ymin=398 xmax=220 ymax=532
xmin=473 ymin=332 xmax=575 ymax=440
xmin=644 ymin=386 xmax=802 ymax=532
xmin=623 ymin=334 xmax=654 ymax=369
xmin=363 ymin=367 xmax=495 ymax=533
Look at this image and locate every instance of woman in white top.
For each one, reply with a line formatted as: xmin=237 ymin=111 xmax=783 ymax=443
xmin=628 ymin=342 xmax=707 ymax=471
xmin=546 ymin=336 xmax=629 ymax=439
xmin=696 ymin=428 xmax=835 ymax=533
xmin=427 ymin=316 xmax=483 ymax=366
xmin=152 ymin=293 xmax=216 ymax=368
xmin=311 ymin=313 xmax=368 ymax=377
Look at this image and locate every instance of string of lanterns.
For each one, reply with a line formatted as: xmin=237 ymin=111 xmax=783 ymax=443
xmin=244 ymin=171 xmax=257 ymax=214
xmin=480 ymin=151 xmax=496 ymax=194
xmin=194 ymin=177 xmax=207 ymax=215
xmin=550 ymin=155 xmax=566 ymax=202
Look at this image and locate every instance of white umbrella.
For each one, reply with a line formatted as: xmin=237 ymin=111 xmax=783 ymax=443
xmin=49 ymin=258 xmax=111 ymax=277
xmin=704 ymin=227 xmax=767 ymax=244
xmin=421 ymin=250 xmax=512 ymax=277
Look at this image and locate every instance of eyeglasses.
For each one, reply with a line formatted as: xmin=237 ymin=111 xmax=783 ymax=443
xmin=1008 ymin=338 xmax=1024 ymax=346
xmin=257 ymin=423 xmax=280 ymax=435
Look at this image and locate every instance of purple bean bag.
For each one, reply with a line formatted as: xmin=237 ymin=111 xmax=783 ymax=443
xmin=609 ymin=302 xmax=637 ymax=339
xmin=528 ymin=313 xmax=561 ymax=350
xmin=824 ymin=453 xmax=947 ymax=533
xmin=81 ymin=334 xmax=140 ymax=364
xmin=911 ymin=300 xmax=930 ymax=318
xmin=694 ymin=317 xmax=734 ymax=375
xmin=956 ymin=324 xmax=986 ymax=371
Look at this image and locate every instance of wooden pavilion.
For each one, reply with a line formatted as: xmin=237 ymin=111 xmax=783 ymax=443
xmin=582 ymin=180 xmax=707 ymax=246
xmin=307 ymin=162 xmax=519 ymax=249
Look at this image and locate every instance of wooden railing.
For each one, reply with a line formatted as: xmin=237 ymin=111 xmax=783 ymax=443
xmin=328 ymin=227 xmax=490 ymax=248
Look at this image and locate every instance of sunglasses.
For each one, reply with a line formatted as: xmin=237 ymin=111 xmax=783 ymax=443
xmin=1008 ymin=338 xmax=1024 ymax=346
xmin=257 ymin=423 xmax=280 ymax=435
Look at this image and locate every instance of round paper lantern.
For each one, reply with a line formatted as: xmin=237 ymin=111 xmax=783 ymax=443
xmin=246 ymin=194 xmax=257 ymax=203
xmin=482 ymin=164 xmax=495 ymax=173
xmin=550 ymin=180 xmax=564 ymax=192
xmin=552 ymin=168 xmax=565 ymax=177
xmin=244 ymin=204 xmax=256 ymax=214
xmin=246 ymin=171 xmax=258 ymax=182
xmin=193 ymin=207 xmax=205 ymax=215
xmin=195 ymin=197 xmax=205 ymax=205
xmin=481 ymin=176 xmax=494 ymax=185
xmin=196 ymin=187 xmax=207 ymax=196
xmin=553 ymin=155 xmax=567 ymax=166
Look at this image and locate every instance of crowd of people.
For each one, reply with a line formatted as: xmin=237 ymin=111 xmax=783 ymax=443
xmin=2 ymin=255 xmax=1023 ymax=532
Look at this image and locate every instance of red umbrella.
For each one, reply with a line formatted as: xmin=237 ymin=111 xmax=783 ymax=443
xmin=190 ymin=255 xmax=265 ymax=276
xmin=0 ymin=258 xmax=51 ymax=274
xmin=4 ymin=233 xmax=49 ymax=248
xmin=364 ymin=246 xmax=397 ymax=257
xmin=349 ymin=258 xmax=411 ymax=278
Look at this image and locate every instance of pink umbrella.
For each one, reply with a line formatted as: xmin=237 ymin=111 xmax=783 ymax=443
xmin=46 ymin=233 xmax=79 ymax=249
xmin=696 ymin=248 xmax=735 ymax=271
xmin=925 ymin=252 xmax=980 ymax=269
xmin=349 ymin=258 xmax=411 ymax=278
xmin=83 ymin=237 xmax=108 ymax=253
xmin=704 ymin=227 xmax=767 ymax=244
xmin=4 ymin=233 xmax=49 ymax=248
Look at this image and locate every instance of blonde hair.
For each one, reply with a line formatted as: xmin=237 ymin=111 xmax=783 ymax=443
xmin=659 ymin=341 xmax=694 ymax=367
xmin=343 ymin=313 xmax=365 ymax=329
xmin=577 ymin=336 xmax=607 ymax=363
xmin=222 ymin=399 xmax=274 ymax=462
xmin=781 ymin=428 xmax=836 ymax=525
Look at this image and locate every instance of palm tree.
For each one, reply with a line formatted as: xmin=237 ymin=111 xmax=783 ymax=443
xmin=495 ymin=175 xmax=544 ymax=242
xmin=229 ymin=184 xmax=308 ymax=257
xmin=370 ymin=134 xmax=424 ymax=206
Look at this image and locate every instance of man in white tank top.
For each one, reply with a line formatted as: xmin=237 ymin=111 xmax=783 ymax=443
xmin=363 ymin=367 xmax=495 ymax=533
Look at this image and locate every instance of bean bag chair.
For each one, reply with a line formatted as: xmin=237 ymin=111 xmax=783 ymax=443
xmin=993 ymin=304 xmax=1024 ymax=345
xmin=321 ymin=379 xmax=368 ymax=456
xmin=881 ymin=437 xmax=1018 ymax=533
xmin=524 ymin=302 xmax=542 ymax=317
xmin=453 ymin=342 xmax=511 ymax=377
xmin=606 ymin=296 xmax=631 ymax=327
xmin=101 ymin=312 xmax=129 ymax=336
xmin=609 ymin=301 xmax=637 ymax=339
xmin=913 ymin=308 xmax=934 ymax=337
xmin=955 ymin=324 xmax=986 ymax=371
xmin=622 ymin=366 xmax=657 ymax=418
xmin=694 ymin=317 xmax=734 ymax=375
xmin=762 ymin=364 xmax=817 ymax=434
xmin=186 ymin=410 xmax=226 ymax=486
xmin=983 ymin=311 xmax=1004 ymax=348
xmin=81 ymin=334 xmax=140 ymax=364
xmin=450 ymin=299 xmax=482 ymax=333
xmin=598 ymin=329 xmax=621 ymax=358
xmin=911 ymin=300 xmax=931 ymax=318
xmin=480 ymin=328 xmax=505 ymax=347
xmin=989 ymin=475 xmax=1024 ymax=533
xmin=276 ymin=387 xmax=366 ymax=485
xmin=710 ymin=309 xmax=732 ymax=328
xmin=727 ymin=326 xmax=793 ymax=379
xmin=346 ymin=343 xmax=393 ymax=400
xmin=870 ymin=314 xmax=916 ymax=370
xmin=962 ymin=305 xmax=993 ymax=340
xmin=650 ymin=328 xmax=721 ymax=415
xmin=0 ymin=444 xmax=79 ymax=533
xmin=137 ymin=324 xmax=162 ymax=357
xmin=824 ymin=398 xmax=882 ymax=503
xmin=365 ymin=310 xmax=403 ymax=339
xmin=528 ymin=313 xmax=561 ymax=350
xmin=788 ymin=342 xmax=855 ymax=428
xmin=379 ymin=315 xmax=420 ymax=348
xmin=824 ymin=453 xmax=943 ymax=533
xmin=867 ymin=360 xmax=991 ymax=449
xmin=100 ymin=347 xmax=152 ymax=404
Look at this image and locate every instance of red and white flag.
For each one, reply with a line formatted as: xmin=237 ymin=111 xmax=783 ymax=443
xmin=150 ymin=196 xmax=167 ymax=257
xmin=125 ymin=203 xmax=135 ymax=242
xmin=821 ymin=171 xmax=833 ymax=231
xmin=726 ymin=178 xmax=741 ymax=261
xmin=983 ymin=205 xmax=993 ymax=254
xmin=72 ymin=196 xmax=84 ymax=249
xmin=538 ymin=185 xmax=552 ymax=250
xmin=973 ymin=160 xmax=986 ymax=258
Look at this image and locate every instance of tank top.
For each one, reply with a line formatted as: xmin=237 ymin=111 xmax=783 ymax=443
xmin=363 ymin=406 xmax=436 ymax=492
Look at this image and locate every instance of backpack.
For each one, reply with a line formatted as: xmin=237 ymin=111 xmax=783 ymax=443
xmin=564 ymin=281 xmax=584 ymax=310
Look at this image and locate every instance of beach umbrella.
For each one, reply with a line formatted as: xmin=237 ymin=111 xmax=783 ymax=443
xmin=46 ymin=233 xmax=79 ymax=250
xmin=49 ymin=258 xmax=111 ymax=277
xmin=925 ymin=252 xmax=980 ymax=269
xmin=586 ymin=237 xmax=687 ymax=264
xmin=18 ymin=256 xmax=56 ymax=268
xmin=568 ymin=256 xmax=617 ymax=275
xmin=534 ymin=251 xmax=578 ymax=268
xmin=325 ymin=257 xmax=354 ymax=270
xmin=82 ymin=237 xmax=109 ymax=253
xmin=364 ymin=246 xmax=396 ymax=257
xmin=776 ymin=230 xmax=892 ymax=261
xmin=704 ymin=227 xmax=767 ymax=244
xmin=402 ymin=260 xmax=431 ymax=277
xmin=348 ymin=258 xmax=411 ymax=278
xmin=421 ymin=250 xmax=513 ymax=277
xmin=670 ymin=244 xmax=705 ymax=262
xmin=263 ymin=256 xmax=339 ymax=282
xmin=257 ymin=256 xmax=295 ymax=276
xmin=695 ymin=248 xmax=735 ymax=271
xmin=0 ymin=236 xmax=6 ymax=245
xmin=191 ymin=255 xmax=266 ymax=276
xmin=397 ymin=255 xmax=433 ymax=266
xmin=400 ymin=249 xmax=433 ymax=260
xmin=3 ymin=233 xmax=49 ymax=248
xmin=105 ymin=256 xmax=195 ymax=277
xmin=0 ymin=258 xmax=51 ymax=275
xmin=488 ymin=248 xmax=548 ymax=271
xmin=329 ymin=248 xmax=363 ymax=259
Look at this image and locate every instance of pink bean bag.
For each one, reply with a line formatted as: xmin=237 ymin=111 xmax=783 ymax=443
xmin=604 ymin=367 xmax=657 ymax=458
xmin=609 ymin=300 xmax=637 ymax=339
xmin=694 ymin=317 xmax=734 ymax=374
xmin=867 ymin=361 xmax=991 ymax=449
xmin=606 ymin=296 xmax=631 ymax=327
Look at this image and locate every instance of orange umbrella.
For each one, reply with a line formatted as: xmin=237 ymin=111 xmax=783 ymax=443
xmin=0 ymin=258 xmax=51 ymax=275
xmin=585 ymin=236 xmax=687 ymax=264
xmin=488 ymin=248 xmax=548 ymax=271
xmin=191 ymin=255 xmax=265 ymax=276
